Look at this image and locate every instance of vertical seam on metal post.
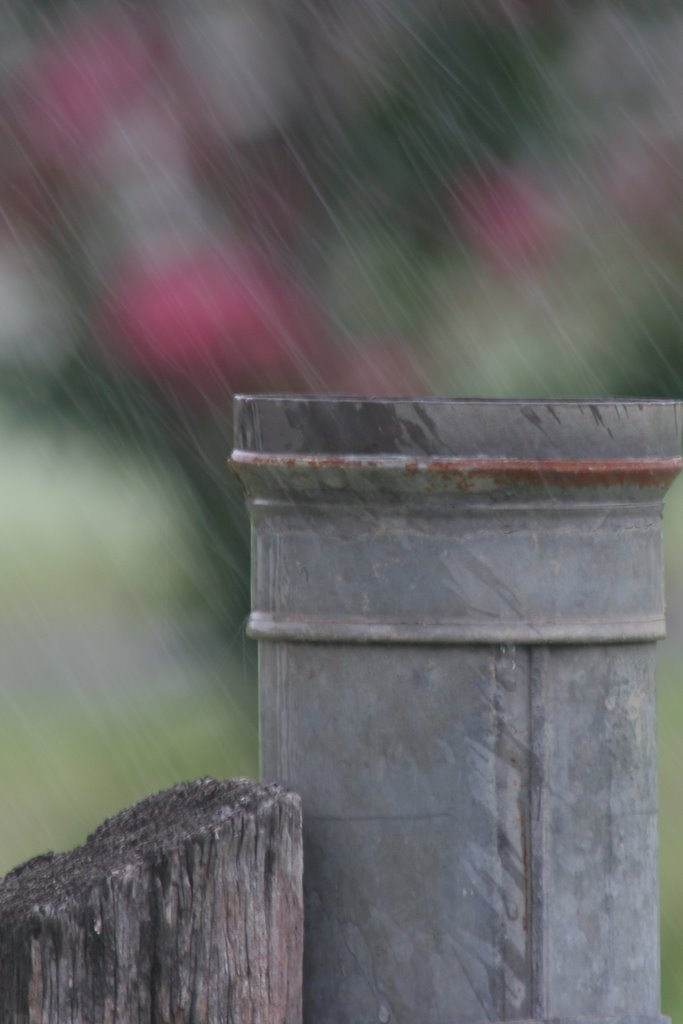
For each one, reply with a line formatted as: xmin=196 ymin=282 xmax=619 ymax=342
xmin=529 ymin=644 xmax=549 ymax=1019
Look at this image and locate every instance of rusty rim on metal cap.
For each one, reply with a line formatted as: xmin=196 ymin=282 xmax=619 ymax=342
xmin=231 ymin=450 xmax=682 ymax=490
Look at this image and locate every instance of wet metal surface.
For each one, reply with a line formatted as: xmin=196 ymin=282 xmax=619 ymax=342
xmin=232 ymin=397 xmax=681 ymax=1024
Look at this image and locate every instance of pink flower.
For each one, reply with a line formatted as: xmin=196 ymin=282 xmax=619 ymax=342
xmin=99 ymin=246 xmax=323 ymax=398
xmin=14 ymin=9 xmax=156 ymax=170
xmin=453 ymin=169 xmax=566 ymax=274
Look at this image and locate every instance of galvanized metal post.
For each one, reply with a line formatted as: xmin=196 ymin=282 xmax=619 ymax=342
xmin=231 ymin=397 xmax=681 ymax=1024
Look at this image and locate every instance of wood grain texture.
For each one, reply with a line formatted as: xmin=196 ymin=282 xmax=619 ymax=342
xmin=0 ymin=777 xmax=303 ymax=1024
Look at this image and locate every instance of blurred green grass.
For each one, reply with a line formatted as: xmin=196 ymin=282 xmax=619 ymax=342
xmin=0 ymin=407 xmax=200 ymax=613
xmin=0 ymin=678 xmax=258 ymax=874
xmin=0 ymin=410 xmax=258 ymax=870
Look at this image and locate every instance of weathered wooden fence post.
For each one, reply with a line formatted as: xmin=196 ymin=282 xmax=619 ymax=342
xmin=0 ymin=777 xmax=303 ymax=1024
xmin=232 ymin=396 xmax=681 ymax=1024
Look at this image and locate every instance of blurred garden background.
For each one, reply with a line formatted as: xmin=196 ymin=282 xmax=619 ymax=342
xmin=2 ymin=0 xmax=683 ymax=1012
